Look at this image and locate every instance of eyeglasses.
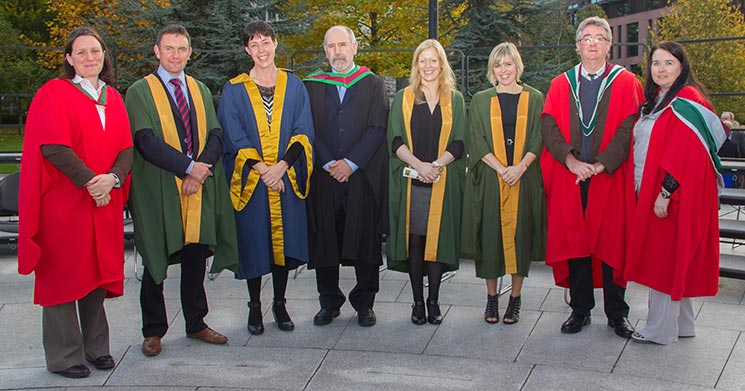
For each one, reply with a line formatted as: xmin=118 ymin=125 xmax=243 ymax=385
xmin=577 ymin=37 xmax=608 ymax=46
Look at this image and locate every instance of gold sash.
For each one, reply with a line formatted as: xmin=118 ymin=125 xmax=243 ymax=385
xmin=228 ymin=70 xmax=312 ymax=266
xmin=402 ymin=87 xmax=453 ymax=262
xmin=490 ymin=91 xmax=529 ymax=274
xmin=144 ymin=74 xmax=207 ymax=244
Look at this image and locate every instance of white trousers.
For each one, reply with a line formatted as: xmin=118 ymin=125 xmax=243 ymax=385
xmin=639 ymin=287 xmax=695 ymax=345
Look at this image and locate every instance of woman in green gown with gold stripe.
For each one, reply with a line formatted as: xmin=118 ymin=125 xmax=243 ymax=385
xmin=461 ymin=42 xmax=546 ymax=324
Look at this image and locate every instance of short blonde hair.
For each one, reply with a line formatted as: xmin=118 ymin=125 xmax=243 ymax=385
xmin=409 ymin=39 xmax=456 ymax=103
xmin=486 ymin=42 xmax=524 ymax=86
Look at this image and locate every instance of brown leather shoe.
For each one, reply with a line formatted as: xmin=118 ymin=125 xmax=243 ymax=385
xmin=141 ymin=336 xmax=161 ymax=356
xmin=187 ymin=327 xmax=228 ymax=344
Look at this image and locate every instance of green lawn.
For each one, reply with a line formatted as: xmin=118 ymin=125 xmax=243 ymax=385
xmin=0 ymin=128 xmax=22 ymax=174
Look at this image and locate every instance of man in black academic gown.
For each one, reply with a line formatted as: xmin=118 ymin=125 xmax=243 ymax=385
xmin=304 ymin=25 xmax=389 ymax=327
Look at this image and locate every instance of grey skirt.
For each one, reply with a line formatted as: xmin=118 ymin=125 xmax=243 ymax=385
xmin=409 ymin=185 xmax=432 ymax=236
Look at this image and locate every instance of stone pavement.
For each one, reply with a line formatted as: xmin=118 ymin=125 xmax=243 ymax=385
xmin=2 ymin=233 xmax=745 ymax=390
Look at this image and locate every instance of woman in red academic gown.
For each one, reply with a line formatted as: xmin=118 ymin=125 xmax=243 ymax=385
xmin=625 ymin=41 xmax=726 ymax=345
xmin=18 ymin=27 xmax=132 ymax=377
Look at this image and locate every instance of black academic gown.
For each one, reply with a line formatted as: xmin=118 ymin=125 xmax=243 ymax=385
xmin=304 ymin=73 xmax=389 ymax=268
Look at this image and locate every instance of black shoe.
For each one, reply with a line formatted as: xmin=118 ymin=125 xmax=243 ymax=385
xmin=358 ymin=308 xmax=377 ymax=327
xmin=608 ymin=316 xmax=634 ymax=338
xmin=247 ymin=301 xmax=264 ymax=335
xmin=484 ymin=294 xmax=499 ymax=324
xmin=503 ymin=295 xmax=521 ymax=325
xmin=411 ymin=301 xmax=426 ymax=325
xmin=53 ymin=364 xmax=90 ymax=378
xmin=561 ymin=313 xmax=591 ymax=334
xmin=426 ymin=299 xmax=442 ymax=325
xmin=313 ymin=308 xmax=340 ymax=326
xmin=272 ymin=298 xmax=295 ymax=332
xmin=86 ymin=354 xmax=115 ymax=370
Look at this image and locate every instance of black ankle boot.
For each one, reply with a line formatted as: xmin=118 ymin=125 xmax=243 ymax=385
xmin=272 ymin=298 xmax=295 ymax=332
xmin=503 ymin=295 xmax=521 ymax=324
xmin=247 ymin=301 xmax=264 ymax=335
xmin=484 ymin=294 xmax=499 ymax=324
xmin=411 ymin=301 xmax=426 ymax=325
xmin=426 ymin=299 xmax=442 ymax=325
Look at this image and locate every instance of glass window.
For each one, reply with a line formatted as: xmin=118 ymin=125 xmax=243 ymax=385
xmin=627 ymin=22 xmax=639 ymax=57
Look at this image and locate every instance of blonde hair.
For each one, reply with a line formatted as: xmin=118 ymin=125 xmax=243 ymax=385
xmin=486 ymin=42 xmax=524 ymax=86
xmin=409 ymin=39 xmax=456 ymax=103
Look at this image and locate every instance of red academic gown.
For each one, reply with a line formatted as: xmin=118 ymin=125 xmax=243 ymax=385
xmin=540 ymin=70 xmax=642 ymax=288
xmin=18 ymin=78 xmax=132 ymax=306
xmin=624 ymin=86 xmax=720 ymax=300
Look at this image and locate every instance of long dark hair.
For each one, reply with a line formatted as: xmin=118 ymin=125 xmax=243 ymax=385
xmin=642 ymin=41 xmax=707 ymax=115
xmin=62 ymin=26 xmax=115 ymax=84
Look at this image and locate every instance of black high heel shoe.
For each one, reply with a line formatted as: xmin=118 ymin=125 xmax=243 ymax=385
xmin=411 ymin=301 xmax=426 ymax=325
xmin=484 ymin=294 xmax=499 ymax=324
xmin=272 ymin=298 xmax=295 ymax=332
xmin=247 ymin=301 xmax=264 ymax=335
xmin=503 ymin=295 xmax=521 ymax=324
xmin=426 ymin=299 xmax=442 ymax=325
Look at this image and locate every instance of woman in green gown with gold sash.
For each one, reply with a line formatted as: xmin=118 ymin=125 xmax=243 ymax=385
xmin=387 ymin=39 xmax=466 ymax=325
xmin=461 ymin=42 xmax=546 ymax=324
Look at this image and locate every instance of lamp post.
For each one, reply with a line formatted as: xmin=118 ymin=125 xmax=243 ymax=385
xmin=428 ymin=0 xmax=438 ymax=40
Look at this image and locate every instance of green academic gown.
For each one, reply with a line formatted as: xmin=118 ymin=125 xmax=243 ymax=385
xmin=125 ymin=75 xmax=238 ymax=284
xmin=461 ymin=85 xmax=546 ymax=279
xmin=386 ymin=87 xmax=466 ymax=273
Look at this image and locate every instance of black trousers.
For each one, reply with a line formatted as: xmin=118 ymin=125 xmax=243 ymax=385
xmin=568 ymin=179 xmax=629 ymax=319
xmin=315 ymin=192 xmax=380 ymax=312
xmin=140 ymin=243 xmax=209 ymax=337
xmin=315 ymin=263 xmax=379 ymax=312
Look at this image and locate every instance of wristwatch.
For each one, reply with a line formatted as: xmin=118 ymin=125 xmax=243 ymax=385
xmin=110 ymin=173 xmax=122 ymax=189
xmin=660 ymin=189 xmax=671 ymax=199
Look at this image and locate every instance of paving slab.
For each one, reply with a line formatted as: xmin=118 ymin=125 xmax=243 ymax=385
xmin=245 ymin=299 xmax=352 ymax=350
xmin=0 ymin=364 xmax=113 ymax=389
xmin=523 ymin=364 xmax=714 ymax=391
xmin=107 ymin=345 xmax=326 ymax=389
xmin=306 ymin=349 xmax=532 ymax=391
xmin=717 ymin=332 xmax=745 ymax=390
xmin=517 ymin=311 xmax=628 ymax=372
xmin=696 ymin=301 xmax=745 ymax=331
xmin=0 ymin=280 xmax=34 ymax=305
xmin=334 ymin=301 xmax=441 ymax=354
xmin=61 ymin=388 xmax=194 ymax=391
xmin=616 ymin=323 xmax=739 ymax=388
xmin=0 ymin=303 xmax=44 ymax=369
xmin=710 ymin=278 xmax=745 ymax=305
xmin=424 ymin=305 xmax=540 ymax=362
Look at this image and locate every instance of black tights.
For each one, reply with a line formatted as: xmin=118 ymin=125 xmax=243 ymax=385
xmin=247 ymin=267 xmax=290 ymax=303
xmin=408 ymin=234 xmax=444 ymax=303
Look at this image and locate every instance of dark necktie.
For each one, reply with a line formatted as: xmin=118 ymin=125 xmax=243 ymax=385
xmin=587 ymin=73 xmax=597 ymax=81
xmin=169 ymin=78 xmax=193 ymax=156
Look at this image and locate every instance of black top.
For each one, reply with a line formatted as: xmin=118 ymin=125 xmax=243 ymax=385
xmin=391 ymin=101 xmax=464 ymax=188
xmin=497 ymin=92 xmax=519 ymax=164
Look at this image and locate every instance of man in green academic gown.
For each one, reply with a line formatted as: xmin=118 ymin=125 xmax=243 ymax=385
xmin=125 ymin=24 xmax=238 ymax=357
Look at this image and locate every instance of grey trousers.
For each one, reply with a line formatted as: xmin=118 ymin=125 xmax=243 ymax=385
xmin=42 ymin=288 xmax=110 ymax=371
xmin=638 ymin=287 xmax=696 ymax=345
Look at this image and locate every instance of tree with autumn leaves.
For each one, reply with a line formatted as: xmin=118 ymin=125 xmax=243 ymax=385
xmin=654 ymin=0 xmax=745 ymax=118
xmin=279 ymin=0 xmax=466 ymax=79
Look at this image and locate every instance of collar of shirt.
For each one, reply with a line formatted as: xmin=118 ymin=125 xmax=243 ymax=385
xmin=72 ymin=75 xmax=105 ymax=100
xmin=157 ymin=65 xmax=189 ymax=107
xmin=581 ymin=62 xmax=606 ymax=80
xmin=71 ymin=75 xmax=106 ymax=129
